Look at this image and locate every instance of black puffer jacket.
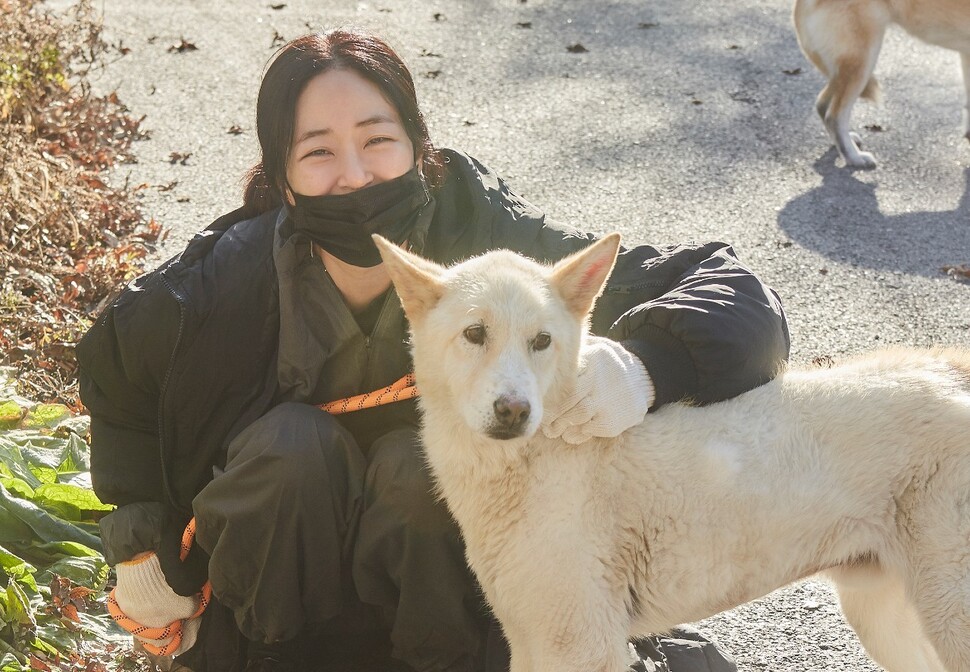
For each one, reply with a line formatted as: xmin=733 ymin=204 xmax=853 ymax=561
xmin=78 ymin=149 xmax=789 ymax=549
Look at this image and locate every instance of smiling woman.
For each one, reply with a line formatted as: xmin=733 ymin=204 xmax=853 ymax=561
xmin=75 ymin=27 xmax=790 ymax=672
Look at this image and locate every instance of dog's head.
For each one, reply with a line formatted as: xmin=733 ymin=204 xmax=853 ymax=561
xmin=375 ymin=233 xmax=620 ymax=444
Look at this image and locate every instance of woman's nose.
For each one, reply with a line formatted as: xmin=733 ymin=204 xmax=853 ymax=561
xmin=337 ymin=152 xmax=372 ymax=191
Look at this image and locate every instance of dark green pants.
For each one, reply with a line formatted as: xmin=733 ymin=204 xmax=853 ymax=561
xmin=192 ymin=402 xmax=485 ymax=671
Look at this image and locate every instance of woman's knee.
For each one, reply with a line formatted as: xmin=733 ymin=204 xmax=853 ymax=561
xmin=226 ymin=402 xmax=366 ymax=489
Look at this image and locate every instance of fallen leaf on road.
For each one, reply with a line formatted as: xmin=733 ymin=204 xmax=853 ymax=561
xmin=167 ymin=37 xmax=198 ymax=53
xmin=782 ymin=68 xmax=802 ymax=75
xmin=228 ymin=124 xmax=244 ymax=135
xmin=566 ymin=43 xmax=588 ymax=53
xmin=516 ymin=21 xmax=532 ymax=28
xmin=638 ymin=22 xmax=659 ymax=29
xmin=168 ymin=151 xmax=192 ymax=165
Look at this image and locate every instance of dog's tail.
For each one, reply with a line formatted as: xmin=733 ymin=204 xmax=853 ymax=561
xmin=860 ymin=75 xmax=882 ymax=104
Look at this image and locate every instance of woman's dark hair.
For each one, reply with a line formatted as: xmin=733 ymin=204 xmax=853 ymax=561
xmin=242 ymin=30 xmax=445 ymax=216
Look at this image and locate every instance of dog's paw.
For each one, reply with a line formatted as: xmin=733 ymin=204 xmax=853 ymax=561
xmin=850 ymin=131 xmax=863 ymax=146
xmin=844 ymin=151 xmax=877 ymax=170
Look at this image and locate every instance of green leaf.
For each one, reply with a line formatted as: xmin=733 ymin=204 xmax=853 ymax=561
xmin=0 ymin=506 xmax=37 ymax=546
xmin=0 ymin=546 xmax=37 ymax=592
xmin=0 ymin=403 xmax=22 ymax=431
xmin=37 ymin=555 xmax=108 ymax=590
xmin=5 ymin=580 xmax=33 ymax=627
xmin=0 ymin=478 xmax=32 ymax=501
xmin=0 ymin=651 xmax=27 ymax=672
xmin=33 ymin=483 xmax=111 ymax=522
xmin=21 ymin=405 xmax=70 ymax=430
xmin=0 ymin=439 xmax=41 ymax=489
xmin=0 ymin=484 xmax=102 ymax=552
xmin=28 ymin=466 xmax=56 ymax=486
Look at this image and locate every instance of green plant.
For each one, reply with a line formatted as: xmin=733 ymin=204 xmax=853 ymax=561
xmin=0 ymin=369 xmax=142 ymax=670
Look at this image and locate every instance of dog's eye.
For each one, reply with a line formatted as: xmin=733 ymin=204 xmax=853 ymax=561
xmin=463 ymin=324 xmax=486 ymax=345
xmin=532 ymin=332 xmax=552 ymax=351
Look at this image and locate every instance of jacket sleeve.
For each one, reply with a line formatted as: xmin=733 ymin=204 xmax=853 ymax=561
xmin=76 ymin=269 xmax=182 ymax=560
xmin=498 ymin=215 xmax=790 ymax=410
xmin=599 ymin=241 xmax=790 ymax=409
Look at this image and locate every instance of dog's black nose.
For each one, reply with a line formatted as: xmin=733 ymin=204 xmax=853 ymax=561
xmin=493 ymin=396 xmax=531 ymax=432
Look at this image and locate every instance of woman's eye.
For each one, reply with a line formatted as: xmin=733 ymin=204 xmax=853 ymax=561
xmin=463 ymin=325 xmax=486 ymax=345
xmin=532 ymin=332 xmax=551 ymax=351
xmin=305 ymin=148 xmax=332 ymax=158
xmin=366 ymin=136 xmax=392 ymax=147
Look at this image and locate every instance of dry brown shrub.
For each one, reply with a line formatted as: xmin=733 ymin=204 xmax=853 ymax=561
xmin=1 ymin=0 xmax=163 ymax=407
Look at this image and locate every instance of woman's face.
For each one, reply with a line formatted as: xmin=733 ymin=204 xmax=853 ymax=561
xmin=286 ymin=68 xmax=416 ymax=198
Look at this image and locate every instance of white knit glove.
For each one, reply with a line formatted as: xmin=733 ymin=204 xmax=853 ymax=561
xmin=542 ymin=335 xmax=654 ymax=445
xmin=112 ymin=552 xmax=202 ymax=656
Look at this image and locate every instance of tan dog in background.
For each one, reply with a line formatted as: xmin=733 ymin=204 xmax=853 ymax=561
xmin=376 ymin=232 xmax=970 ymax=672
xmin=793 ymin=0 xmax=970 ymax=168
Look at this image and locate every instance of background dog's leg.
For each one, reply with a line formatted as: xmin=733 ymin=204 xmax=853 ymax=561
xmin=793 ymin=0 xmax=887 ymax=168
xmin=961 ymin=52 xmax=970 ymax=141
xmin=829 ymin=565 xmax=947 ymax=672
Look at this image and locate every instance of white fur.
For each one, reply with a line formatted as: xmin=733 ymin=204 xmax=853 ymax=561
xmin=375 ymin=234 xmax=970 ymax=672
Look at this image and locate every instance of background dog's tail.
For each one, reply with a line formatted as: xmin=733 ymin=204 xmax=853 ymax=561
xmin=860 ymin=75 xmax=882 ymax=104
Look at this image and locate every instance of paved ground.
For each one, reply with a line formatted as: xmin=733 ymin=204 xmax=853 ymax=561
xmin=69 ymin=0 xmax=970 ymax=669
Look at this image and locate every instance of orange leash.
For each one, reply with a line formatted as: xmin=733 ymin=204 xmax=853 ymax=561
xmin=108 ymin=519 xmax=212 ymax=656
xmin=318 ymin=373 xmax=418 ymax=414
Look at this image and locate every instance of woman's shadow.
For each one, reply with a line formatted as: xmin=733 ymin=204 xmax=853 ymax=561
xmin=777 ymin=149 xmax=970 ymax=278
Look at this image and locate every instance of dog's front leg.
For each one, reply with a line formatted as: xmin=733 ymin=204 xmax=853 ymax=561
xmin=506 ymin=598 xmax=631 ymax=672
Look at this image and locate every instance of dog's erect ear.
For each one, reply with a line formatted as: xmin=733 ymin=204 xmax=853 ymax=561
xmin=550 ymin=233 xmax=621 ymax=318
xmin=373 ymin=234 xmax=446 ymax=321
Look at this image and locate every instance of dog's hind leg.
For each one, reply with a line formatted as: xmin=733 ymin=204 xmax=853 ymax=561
xmin=794 ymin=0 xmax=888 ymax=168
xmin=829 ymin=564 xmax=947 ymax=672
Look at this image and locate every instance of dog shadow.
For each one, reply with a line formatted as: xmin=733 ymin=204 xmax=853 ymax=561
xmin=777 ymin=150 xmax=970 ymax=278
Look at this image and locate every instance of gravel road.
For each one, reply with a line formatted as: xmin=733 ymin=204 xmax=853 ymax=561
xmin=63 ymin=0 xmax=970 ymax=669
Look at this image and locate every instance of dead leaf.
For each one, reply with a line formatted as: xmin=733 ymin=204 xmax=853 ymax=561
xmin=433 ymin=12 xmax=445 ymax=21
xmin=516 ymin=21 xmax=532 ymax=28
xmin=782 ymin=67 xmax=802 ymax=75
xmin=158 ymin=180 xmax=179 ymax=192
xmin=864 ymin=124 xmax=885 ymax=132
xmin=638 ymin=22 xmax=659 ymax=29
xmin=424 ymin=70 xmax=442 ymax=79
xmin=167 ymin=37 xmax=198 ymax=54
xmin=227 ymin=124 xmax=244 ymax=135
xmin=270 ymin=2 xmax=286 ymax=8
xmin=168 ymin=151 xmax=192 ymax=165
xmin=566 ymin=43 xmax=588 ymax=53
xmin=420 ymin=48 xmax=442 ymax=58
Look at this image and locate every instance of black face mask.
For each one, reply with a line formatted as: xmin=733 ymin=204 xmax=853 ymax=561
xmin=290 ymin=167 xmax=430 ymax=268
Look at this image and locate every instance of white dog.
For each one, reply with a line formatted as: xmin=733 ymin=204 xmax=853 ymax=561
xmin=793 ymin=0 xmax=970 ymax=168
xmin=374 ymin=233 xmax=970 ymax=672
